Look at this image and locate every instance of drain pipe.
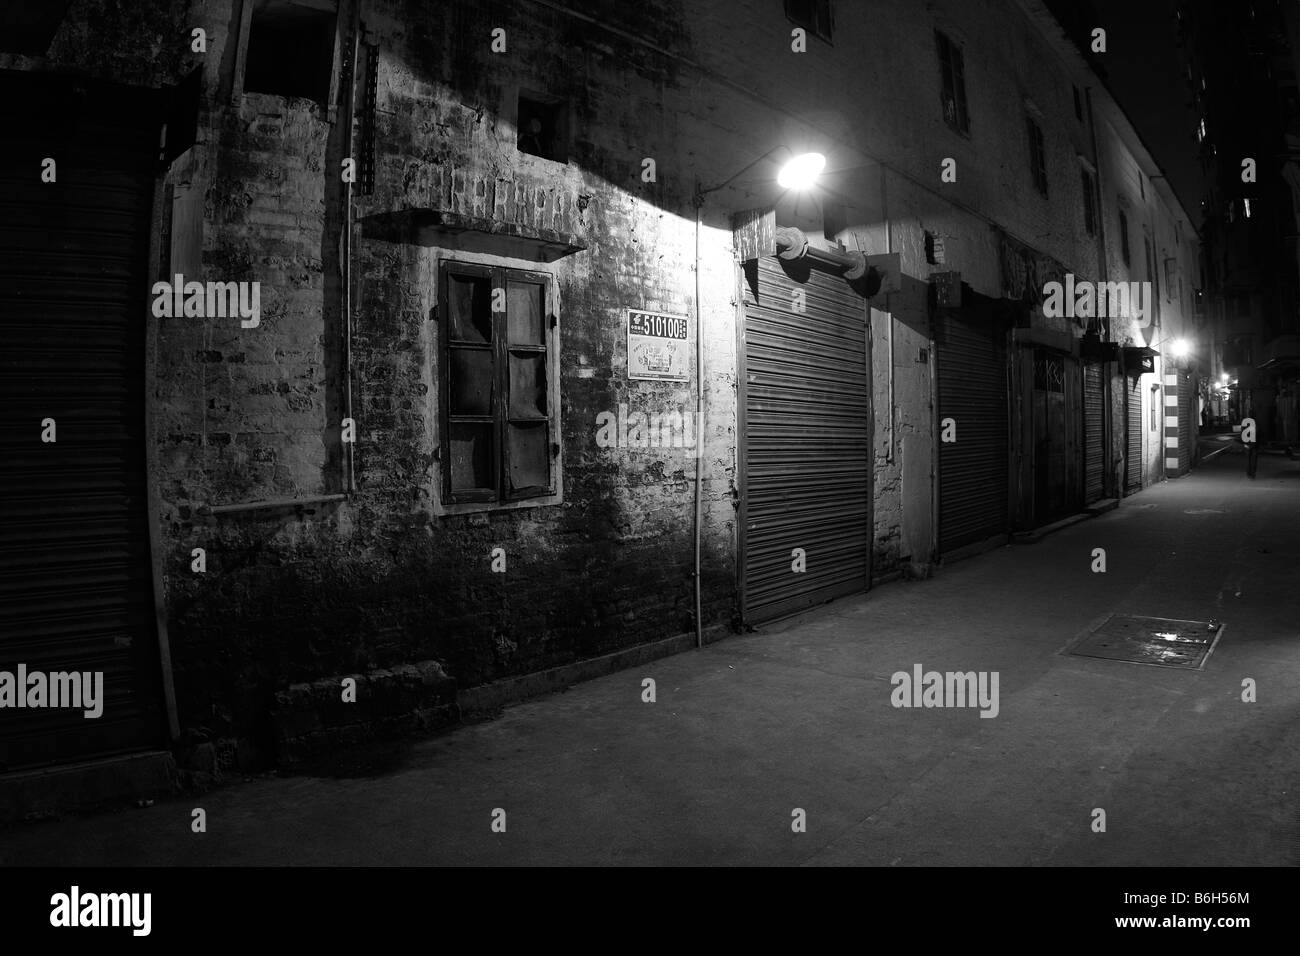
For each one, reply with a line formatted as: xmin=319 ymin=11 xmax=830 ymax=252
xmin=340 ymin=6 xmax=361 ymax=494
xmin=881 ymin=163 xmax=895 ymax=465
xmin=692 ymin=196 xmax=704 ymax=649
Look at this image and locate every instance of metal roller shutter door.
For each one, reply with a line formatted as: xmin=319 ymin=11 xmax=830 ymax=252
xmin=1125 ymin=377 xmax=1144 ymax=494
xmin=1083 ymin=364 xmax=1104 ymax=504
xmin=740 ymin=255 xmax=870 ymax=625
xmin=0 ymin=72 xmax=165 ymax=771
xmin=936 ymin=310 xmax=1008 ymax=554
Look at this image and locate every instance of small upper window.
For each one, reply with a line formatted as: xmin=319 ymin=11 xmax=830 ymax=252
xmin=1073 ymin=85 xmax=1084 ymax=122
xmin=785 ymin=0 xmax=834 ymax=43
xmin=935 ymin=30 xmax=970 ymax=134
xmin=243 ymin=0 xmax=338 ymax=105
xmin=1027 ymin=116 xmax=1048 ymax=195
xmin=517 ymin=92 xmax=567 ymax=163
xmin=1118 ymin=208 xmax=1131 ymax=265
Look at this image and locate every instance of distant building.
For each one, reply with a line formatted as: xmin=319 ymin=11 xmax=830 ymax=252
xmin=1177 ymin=0 xmax=1300 ymax=441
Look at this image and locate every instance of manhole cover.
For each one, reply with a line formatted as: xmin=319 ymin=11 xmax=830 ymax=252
xmin=1067 ymin=615 xmax=1223 ymax=669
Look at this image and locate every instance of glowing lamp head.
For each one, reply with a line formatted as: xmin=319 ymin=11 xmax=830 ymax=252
xmin=777 ymin=152 xmax=826 ymax=190
xmin=1171 ymin=338 xmax=1191 ymax=358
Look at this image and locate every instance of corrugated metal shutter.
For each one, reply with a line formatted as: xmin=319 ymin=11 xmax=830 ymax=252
xmin=0 ymin=72 xmax=164 ymax=771
xmin=936 ymin=310 xmax=1007 ymax=553
xmin=1083 ymin=364 xmax=1104 ymax=503
xmin=1125 ymin=376 xmax=1143 ymax=494
xmin=1178 ymin=369 xmax=1193 ymax=473
xmin=740 ymin=256 xmax=869 ymax=625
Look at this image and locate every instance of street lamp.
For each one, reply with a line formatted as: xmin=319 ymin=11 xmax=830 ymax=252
xmin=776 ymin=151 xmax=826 ymax=190
xmin=694 ymin=145 xmax=825 ymax=205
xmin=1171 ymin=338 xmax=1191 ymax=359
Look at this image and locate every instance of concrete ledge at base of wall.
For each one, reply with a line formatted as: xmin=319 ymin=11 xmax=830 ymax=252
xmin=939 ymin=533 xmax=1010 ymax=566
xmin=1084 ymin=498 xmax=1120 ymax=516
xmin=458 ymin=623 xmax=732 ymax=718
xmin=1011 ymin=513 xmax=1092 ymax=544
xmin=0 ymin=750 xmax=176 ymax=825
xmin=272 ymin=660 xmax=458 ymax=766
xmin=271 ymin=624 xmax=733 ymax=764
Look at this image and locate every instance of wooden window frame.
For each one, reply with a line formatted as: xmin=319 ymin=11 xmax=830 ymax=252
xmin=437 ymin=260 xmax=560 ymax=511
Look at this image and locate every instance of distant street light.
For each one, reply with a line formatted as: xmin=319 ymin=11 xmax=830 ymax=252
xmin=1171 ymin=338 xmax=1191 ymax=359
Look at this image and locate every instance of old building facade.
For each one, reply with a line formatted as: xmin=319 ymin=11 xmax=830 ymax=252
xmin=0 ymin=0 xmax=1199 ymax=813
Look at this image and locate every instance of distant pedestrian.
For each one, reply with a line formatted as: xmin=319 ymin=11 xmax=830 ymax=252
xmin=1243 ymin=429 xmax=1259 ymax=479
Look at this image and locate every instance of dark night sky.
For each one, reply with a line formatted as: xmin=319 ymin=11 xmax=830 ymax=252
xmin=1091 ymin=0 xmax=1203 ymax=225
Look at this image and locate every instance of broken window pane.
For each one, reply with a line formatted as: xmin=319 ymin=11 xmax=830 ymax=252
xmin=450 ymin=423 xmax=493 ymax=491
xmin=507 ymin=281 xmax=544 ymax=345
xmin=508 ymin=422 xmax=549 ymax=492
xmin=508 ymin=351 xmax=547 ymax=418
xmin=448 ymin=273 xmax=492 ymax=343
xmin=449 ymin=347 xmax=493 ymax=415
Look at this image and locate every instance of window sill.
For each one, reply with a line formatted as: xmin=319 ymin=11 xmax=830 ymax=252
xmin=433 ymin=491 xmax=563 ymax=517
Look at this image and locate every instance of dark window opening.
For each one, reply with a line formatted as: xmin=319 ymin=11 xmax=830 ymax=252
xmin=785 ymin=0 xmax=834 ymax=42
xmin=1081 ymin=169 xmax=1097 ymax=236
xmin=517 ymin=92 xmax=567 ymax=162
xmin=1073 ymin=85 xmax=1084 ymax=122
xmin=1027 ymin=115 xmax=1048 ymax=195
xmin=1118 ymin=208 xmax=1131 ymax=265
xmin=1034 ymin=350 xmax=1065 ymax=392
xmin=439 ymin=262 xmax=557 ymax=506
xmin=935 ymin=30 xmax=970 ymax=134
xmin=244 ymin=0 xmax=337 ymax=104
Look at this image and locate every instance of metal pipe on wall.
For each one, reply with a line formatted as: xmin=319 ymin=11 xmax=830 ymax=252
xmin=881 ymin=162 xmax=894 ymax=466
xmin=341 ymin=3 xmax=361 ymax=495
xmin=692 ymin=200 xmax=704 ymax=650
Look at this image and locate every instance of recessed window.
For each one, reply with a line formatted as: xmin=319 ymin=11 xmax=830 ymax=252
xmin=935 ymin=30 xmax=970 ymax=134
xmin=1026 ymin=115 xmax=1048 ymax=195
xmin=517 ymin=92 xmax=567 ymax=162
xmin=1118 ymin=208 xmax=1131 ymax=265
xmin=1073 ymin=85 xmax=1084 ymax=122
xmin=438 ymin=262 xmax=559 ymax=507
xmin=785 ymin=0 xmax=833 ymax=43
xmin=243 ymin=0 xmax=338 ymax=104
xmin=1080 ymin=169 xmax=1097 ymax=236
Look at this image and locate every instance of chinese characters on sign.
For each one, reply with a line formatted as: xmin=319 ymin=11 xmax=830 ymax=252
xmin=627 ymin=309 xmax=690 ymax=382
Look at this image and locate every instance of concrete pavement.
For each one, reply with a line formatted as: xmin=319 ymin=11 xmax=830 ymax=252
xmin=3 ymin=449 xmax=1298 ymax=866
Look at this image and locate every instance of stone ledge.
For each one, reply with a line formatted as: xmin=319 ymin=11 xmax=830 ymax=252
xmin=0 ymin=751 xmax=176 ymax=824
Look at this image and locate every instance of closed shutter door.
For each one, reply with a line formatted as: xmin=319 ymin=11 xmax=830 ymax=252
xmin=1083 ymin=364 xmax=1104 ymax=503
xmin=1125 ymin=377 xmax=1143 ymax=494
xmin=740 ymin=256 xmax=869 ymax=625
xmin=0 ymin=72 xmax=164 ymax=770
xmin=936 ymin=310 xmax=1008 ymax=553
xmin=1178 ymin=369 xmax=1193 ymax=473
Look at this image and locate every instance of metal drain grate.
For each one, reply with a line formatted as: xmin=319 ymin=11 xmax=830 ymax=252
xmin=1067 ymin=615 xmax=1224 ymax=669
